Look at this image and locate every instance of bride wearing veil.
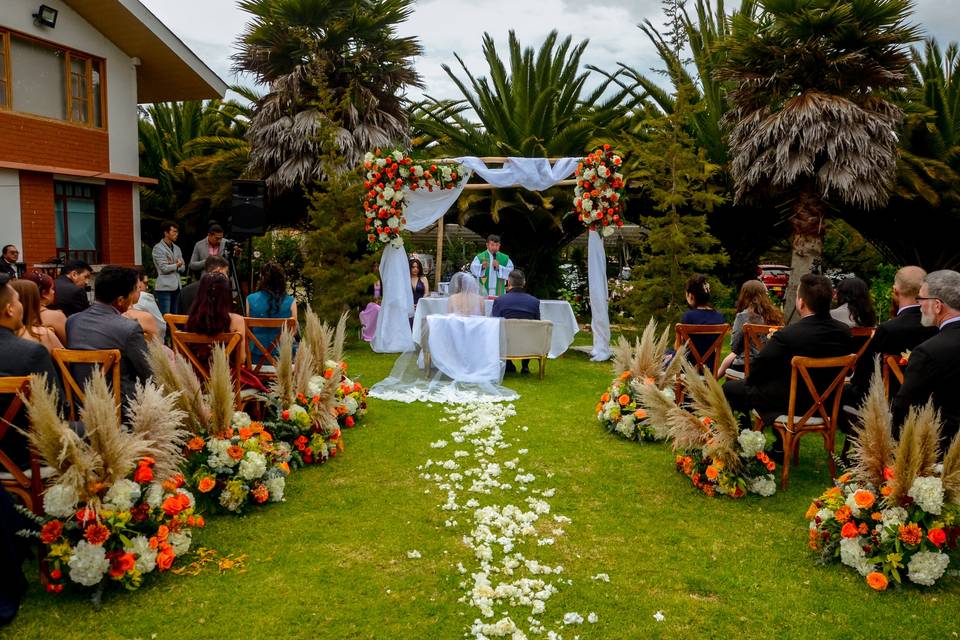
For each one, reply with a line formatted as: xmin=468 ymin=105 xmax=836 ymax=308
xmin=368 ymin=271 xmax=516 ymax=403
xmin=448 ymin=272 xmax=485 ymax=316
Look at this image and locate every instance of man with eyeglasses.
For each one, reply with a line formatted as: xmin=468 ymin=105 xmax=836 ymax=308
xmin=0 ymin=246 xmax=19 ymax=279
xmin=892 ymin=269 xmax=960 ymax=451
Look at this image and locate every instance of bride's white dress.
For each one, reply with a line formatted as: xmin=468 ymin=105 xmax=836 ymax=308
xmin=369 ymin=273 xmax=517 ymax=404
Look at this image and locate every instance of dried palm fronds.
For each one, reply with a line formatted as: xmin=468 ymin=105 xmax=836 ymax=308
xmin=23 ymin=373 xmax=100 ymax=499
xmin=146 ymin=341 xmax=207 ymax=431
xmin=635 ymin=380 xmax=704 ymax=448
xmin=80 ymin=371 xmax=150 ymax=487
xmin=613 ymin=319 xmax=684 ymax=389
xmin=680 ymin=359 xmax=742 ymax=474
xmin=330 ymin=311 xmax=349 ymax=365
xmin=303 ymin=308 xmax=332 ymax=372
xmin=127 ymin=382 xmax=189 ymax=482
xmin=888 ymin=402 xmax=941 ymax=505
xmin=849 ymin=363 xmax=896 ymax=488
xmin=941 ymin=435 xmax=960 ymax=504
xmin=271 ymin=329 xmax=295 ymax=406
xmin=208 ymin=345 xmax=235 ymax=436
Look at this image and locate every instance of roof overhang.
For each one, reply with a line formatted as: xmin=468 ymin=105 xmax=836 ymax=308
xmin=63 ymin=0 xmax=228 ymax=103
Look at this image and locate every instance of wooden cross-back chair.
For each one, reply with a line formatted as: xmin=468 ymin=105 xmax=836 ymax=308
xmin=244 ymin=317 xmax=298 ymax=379
xmin=51 ymin=348 xmax=122 ymax=421
xmin=759 ymin=354 xmax=857 ymax=489
xmin=0 ymin=376 xmax=46 ymax=514
xmin=882 ymin=354 xmax=906 ymax=399
xmin=725 ymin=323 xmax=782 ymax=381
xmin=163 ymin=313 xmax=188 ymax=339
xmin=674 ymin=323 xmax=730 ymax=402
xmin=169 ymin=329 xmax=243 ymax=388
xmin=850 ymin=326 xmax=876 ymax=363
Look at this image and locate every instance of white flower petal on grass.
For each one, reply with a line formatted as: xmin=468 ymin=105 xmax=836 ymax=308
xmin=563 ymin=612 xmax=584 ymax=625
xmin=406 ymin=550 xmax=422 ymax=559
xmin=653 ymin=611 xmax=665 ymax=622
xmin=587 ymin=613 xmax=598 ymax=624
xmin=591 ymin=573 xmax=610 ymax=582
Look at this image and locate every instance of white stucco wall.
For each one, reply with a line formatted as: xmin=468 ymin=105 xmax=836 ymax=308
xmin=0 ymin=169 xmax=22 ymax=258
xmin=2 ymin=0 xmax=139 ymax=175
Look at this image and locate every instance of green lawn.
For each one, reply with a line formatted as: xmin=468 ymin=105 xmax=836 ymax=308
xmin=6 ymin=339 xmax=960 ymax=639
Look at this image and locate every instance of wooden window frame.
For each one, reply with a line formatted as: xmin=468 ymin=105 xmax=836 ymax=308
xmin=1 ymin=28 xmax=106 ymax=129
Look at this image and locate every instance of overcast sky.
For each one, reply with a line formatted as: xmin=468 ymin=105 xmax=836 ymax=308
xmin=140 ymin=0 xmax=960 ymax=103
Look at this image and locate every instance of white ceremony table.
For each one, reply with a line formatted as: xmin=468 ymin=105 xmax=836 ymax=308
xmin=412 ymin=297 xmax=578 ymax=359
xmin=426 ymin=315 xmax=504 ymax=383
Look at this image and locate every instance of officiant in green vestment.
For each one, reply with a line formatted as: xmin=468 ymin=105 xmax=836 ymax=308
xmin=470 ymin=235 xmax=514 ymax=297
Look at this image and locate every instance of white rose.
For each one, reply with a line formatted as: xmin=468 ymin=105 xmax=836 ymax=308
xmin=581 ymin=199 xmax=593 ymax=212
xmin=387 ymin=216 xmax=400 ymax=229
xmin=382 ymin=187 xmax=396 ymax=200
xmin=169 ymin=530 xmax=192 ymax=556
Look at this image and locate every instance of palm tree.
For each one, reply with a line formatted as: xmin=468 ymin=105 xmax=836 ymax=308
xmin=232 ymin=0 xmax=422 ymax=191
xmin=719 ymin=0 xmax=919 ymax=318
xmin=412 ymin=30 xmax=631 ymax=295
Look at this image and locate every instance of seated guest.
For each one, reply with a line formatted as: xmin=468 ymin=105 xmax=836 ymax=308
xmin=723 ymin=274 xmax=853 ymax=462
xmin=180 ymin=255 xmax=230 ymax=315
xmin=448 ymin=272 xmax=484 ymax=317
xmin=51 ymin=259 xmax=92 ymax=317
xmin=9 ymin=279 xmax=63 ymax=353
xmin=66 ymin=266 xmax=152 ymax=404
xmin=718 ymin=280 xmax=784 ymax=378
xmin=246 ymin=262 xmax=297 ymax=362
xmin=0 ymin=486 xmax=29 ymax=626
xmin=125 ymin=271 xmax=163 ymax=343
xmin=492 ymin=269 xmax=541 ymax=374
xmin=850 ymin=266 xmax=935 ymax=400
xmin=892 ymin=270 xmax=960 ymax=451
xmin=20 ymin=271 xmax=66 ymax=343
xmin=830 ymin=276 xmax=877 ymax=328
xmin=0 ymin=273 xmax=63 ymax=470
xmin=679 ymin=274 xmax=726 ymax=369
xmin=186 ymin=272 xmax=246 ymax=365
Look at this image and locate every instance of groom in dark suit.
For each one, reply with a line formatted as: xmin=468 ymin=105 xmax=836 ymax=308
xmin=892 ymin=270 xmax=960 ymax=451
xmin=492 ymin=270 xmax=540 ymax=374
xmin=723 ymin=273 xmax=853 ymax=461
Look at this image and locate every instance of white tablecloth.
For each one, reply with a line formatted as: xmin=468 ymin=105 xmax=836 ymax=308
xmin=412 ymin=297 xmax=578 ymax=358
xmin=427 ymin=315 xmax=503 ymax=383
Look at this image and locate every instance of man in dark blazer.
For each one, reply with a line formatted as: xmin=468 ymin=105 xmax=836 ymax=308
xmin=892 ymin=270 xmax=960 ymax=451
xmin=492 ymin=269 xmax=541 ymax=374
xmin=0 ymin=274 xmax=62 ymax=469
xmin=850 ymin=266 xmax=936 ymax=399
xmin=66 ymin=266 xmax=151 ymax=405
xmin=724 ymin=273 xmax=854 ymax=461
xmin=51 ymin=259 xmax=92 ymax=317
xmin=0 ymin=245 xmax=19 ymax=279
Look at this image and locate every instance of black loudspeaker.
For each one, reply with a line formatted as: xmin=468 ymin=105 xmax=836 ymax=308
xmin=230 ymin=179 xmax=266 ymax=237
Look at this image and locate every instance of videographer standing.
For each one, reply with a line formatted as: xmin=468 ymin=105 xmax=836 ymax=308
xmin=189 ymin=223 xmax=225 ymax=279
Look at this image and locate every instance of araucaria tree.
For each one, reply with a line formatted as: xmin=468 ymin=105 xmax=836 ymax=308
xmin=719 ymin=0 xmax=919 ymax=319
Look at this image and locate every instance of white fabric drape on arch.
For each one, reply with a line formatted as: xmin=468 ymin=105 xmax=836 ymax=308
xmin=370 ymin=156 xmax=609 ymax=361
xmin=588 ymin=230 xmax=611 ymax=361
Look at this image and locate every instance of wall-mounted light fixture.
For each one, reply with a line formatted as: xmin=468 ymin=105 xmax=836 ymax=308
xmin=33 ymin=4 xmax=59 ymax=28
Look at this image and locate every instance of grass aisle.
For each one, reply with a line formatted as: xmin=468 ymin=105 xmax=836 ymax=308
xmin=7 ymin=343 xmax=960 ymax=639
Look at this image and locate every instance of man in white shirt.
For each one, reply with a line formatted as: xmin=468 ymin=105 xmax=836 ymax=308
xmin=470 ymin=235 xmax=514 ymax=297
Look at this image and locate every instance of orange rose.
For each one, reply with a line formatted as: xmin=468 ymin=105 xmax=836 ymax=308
xmin=187 ymin=436 xmax=206 ymax=452
xmin=866 ymin=572 xmax=888 ymax=591
xmin=834 ymin=505 xmax=852 ymax=524
xmin=765 ymin=462 xmax=776 ymax=471
xmin=226 ymin=445 xmax=245 ymax=461
xmin=837 ymin=473 xmax=852 ymax=484
xmin=162 ymin=495 xmax=186 ymax=517
xmin=881 ymin=485 xmax=893 ymax=497
xmin=883 ymin=467 xmax=895 ymax=481
xmin=701 ymin=417 xmax=714 ymax=427
xmin=618 ymin=394 xmax=630 ymax=406
xmin=133 ymin=463 xmax=153 ymax=483
xmin=899 ymin=523 xmax=923 ymax=546
xmin=853 ymin=490 xmax=876 ymax=510
xmin=198 ymin=476 xmax=216 ymax=493
xmin=155 ymin=543 xmax=175 ymax=571
xmin=600 ymin=393 xmax=610 ymax=403
xmin=635 ymin=409 xmax=648 ymax=420
xmin=871 ymin=512 xmax=883 ymax=521
xmin=251 ymin=485 xmax=269 ymax=504
xmin=705 ymin=466 xmax=719 ymax=480
xmin=840 ymin=522 xmax=859 ymax=539
xmin=928 ymin=528 xmax=947 ymax=547
xmin=619 ymin=371 xmax=631 ymax=380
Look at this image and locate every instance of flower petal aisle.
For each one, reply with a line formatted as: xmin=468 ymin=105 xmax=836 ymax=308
xmin=419 ymin=401 xmax=598 ymax=639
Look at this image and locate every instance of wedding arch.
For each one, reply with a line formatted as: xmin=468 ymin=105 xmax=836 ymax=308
xmin=361 ymin=149 xmax=626 ymax=362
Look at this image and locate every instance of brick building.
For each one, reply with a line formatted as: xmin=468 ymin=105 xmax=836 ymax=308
xmin=0 ymin=0 xmax=226 ymax=269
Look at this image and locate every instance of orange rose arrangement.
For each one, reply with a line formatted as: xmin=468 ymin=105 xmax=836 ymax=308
xmin=595 ymin=377 xmax=666 ymax=442
xmin=574 ymin=145 xmax=625 ymax=237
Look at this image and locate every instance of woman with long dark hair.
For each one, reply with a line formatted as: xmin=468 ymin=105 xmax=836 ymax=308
xmin=245 ymin=262 xmax=297 ymax=361
xmin=410 ymin=258 xmax=429 ymax=308
xmin=186 ymin=272 xmax=245 ymax=364
xmin=831 ymin=277 xmax=877 ymax=328
xmin=718 ymin=280 xmax=784 ymax=378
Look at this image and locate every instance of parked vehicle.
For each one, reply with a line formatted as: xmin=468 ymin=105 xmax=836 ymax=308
xmin=757 ymin=264 xmax=790 ymax=302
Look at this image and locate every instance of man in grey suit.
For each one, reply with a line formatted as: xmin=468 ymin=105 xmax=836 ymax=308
xmin=152 ymin=220 xmax=185 ymax=314
xmin=189 ymin=223 xmax=225 ymax=278
xmin=66 ymin=266 xmax=152 ymax=404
